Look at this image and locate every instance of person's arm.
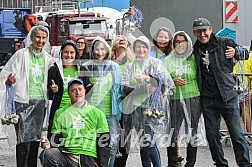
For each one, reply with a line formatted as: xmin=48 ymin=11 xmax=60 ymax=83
xmin=96 ymin=132 xmax=110 ymax=167
xmin=47 ymin=64 xmax=59 ymax=100
xmin=41 ymin=138 xmax=51 ymax=149
xmin=79 ymin=64 xmax=92 ymax=94
xmin=123 ymin=74 xmax=157 ymax=96
xmin=124 ymin=31 xmax=136 ymax=47
xmin=6 ymin=73 xmax=16 ymax=85
xmin=122 ymin=65 xmax=151 ymax=96
xmin=123 ymin=82 xmax=149 ymax=96
xmin=95 ymin=109 xmax=111 ymax=167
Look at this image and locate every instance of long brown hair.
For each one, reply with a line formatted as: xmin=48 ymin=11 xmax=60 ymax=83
xmin=152 ymin=27 xmax=173 ymax=56
xmin=76 ymin=37 xmax=89 ymax=56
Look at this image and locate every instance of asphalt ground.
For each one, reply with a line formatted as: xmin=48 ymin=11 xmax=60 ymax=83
xmin=0 ymin=120 xmax=252 ymax=167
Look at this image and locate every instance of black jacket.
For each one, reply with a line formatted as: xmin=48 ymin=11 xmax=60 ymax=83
xmin=193 ymin=34 xmax=241 ymax=102
xmin=47 ymin=63 xmax=64 ymax=139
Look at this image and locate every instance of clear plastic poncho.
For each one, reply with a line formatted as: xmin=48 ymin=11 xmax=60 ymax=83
xmin=0 ymin=25 xmax=53 ymax=146
xmin=121 ymin=36 xmax=175 ymax=153
xmin=163 ymin=31 xmax=207 ymax=148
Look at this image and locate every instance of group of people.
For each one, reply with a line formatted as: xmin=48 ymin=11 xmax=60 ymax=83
xmin=0 ymin=10 xmax=251 ymax=167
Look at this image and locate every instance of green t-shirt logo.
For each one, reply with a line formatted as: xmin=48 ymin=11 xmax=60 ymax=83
xmin=69 ymin=113 xmax=86 ymax=137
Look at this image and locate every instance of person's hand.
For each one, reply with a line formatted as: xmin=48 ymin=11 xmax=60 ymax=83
xmin=128 ymin=6 xmax=134 ymax=16
xmin=173 ymin=78 xmax=186 ymax=86
xmin=226 ymin=46 xmax=235 ymax=58
xmin=51 ymin=79 xmax=58 ymax=93
xmin=6 ymin=73 xmax=16 ymax=85
xmin=146 ymin=84 xmax=157 ymax=93
xmin=135 ymin=74 xmax=150 ymax=83
xmin=41 ymin=138 xmax=51 ymax=149
xmin=230 ymin=72 xmax=235 ymax=77
xmin=86 ymin=82 xmax=95 ymax=88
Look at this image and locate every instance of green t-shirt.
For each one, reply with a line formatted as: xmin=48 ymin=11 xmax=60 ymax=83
xmin=59 ymin=67 xmax=78 ymax=109
xmin=51 ymin=103 xmax=109 ymax=158
xmin=90 ymin=74 xmax=112 ymax=116
xmin=28 ymin=53 xmax=45 ymax=99
xmin=119 ymin=58 xmax=131 ymax=71
xmin=131 ymin=61 xmax=148 ymax=106
xmin=163 ymin=54 xmax=200 ymax=99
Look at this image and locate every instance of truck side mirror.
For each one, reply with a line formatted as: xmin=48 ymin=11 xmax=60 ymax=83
xmin=60 ymin=22 xmax=66 ymax=35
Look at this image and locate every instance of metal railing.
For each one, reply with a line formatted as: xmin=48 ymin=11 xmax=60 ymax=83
xmin=220 ymin=73 xmax=252 ymax=145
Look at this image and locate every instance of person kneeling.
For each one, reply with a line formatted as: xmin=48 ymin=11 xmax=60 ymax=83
xmin=40 ymin=79 xmax=110 ymax=167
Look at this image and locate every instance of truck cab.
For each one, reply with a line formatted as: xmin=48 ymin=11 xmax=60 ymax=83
xmin=44 ymin=12 xmax=111 ymax=50
xmin=59 ymin=16 xmax=111 ymax=48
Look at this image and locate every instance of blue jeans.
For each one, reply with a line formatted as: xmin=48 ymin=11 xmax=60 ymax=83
xmin=140 ymin=144 xmax=161 ymax=167
xmin=125 ymin=107 xmax=161 ymax=167
xmin=139 ymin=115 xmax=161 ymax=167
xmin=106 ymin=116 xmax=120 ymax=167
xmin=202 ymin=96 xmax=251 ymax=167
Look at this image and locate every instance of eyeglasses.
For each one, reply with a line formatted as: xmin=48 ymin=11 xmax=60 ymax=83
xmin=174 ymin=40 xmax=187 ymax=45
xmin=76 ymin=42 xmax=85 ymax=45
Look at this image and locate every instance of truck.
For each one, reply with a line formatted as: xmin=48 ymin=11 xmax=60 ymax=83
xmin=44 ymin=12 xmax=111 ymax=48
xmin=0 ymin=7 xmax=31 ymax=67
xmin=33 ymin=1 xmax=113 ymax=48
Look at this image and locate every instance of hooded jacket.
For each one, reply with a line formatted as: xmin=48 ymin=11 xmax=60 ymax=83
xmin=80 ymin=36 xmax=122 ymax=120
xmin=21 ymin=22 xmax=52 ymax=54
xmin=163 ymin=31 xmax=200 ymax=99
xmin=193 ymin=33 xmax=239 ymax=102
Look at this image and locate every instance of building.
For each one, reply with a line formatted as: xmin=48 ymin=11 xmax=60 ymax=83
xmin=131 ymin=0 xmax=252 ymax=46
xmin=0 ymin=0 xmax=130 ymax=13
xmin=0 ymin=0 xmax=75 ymax=13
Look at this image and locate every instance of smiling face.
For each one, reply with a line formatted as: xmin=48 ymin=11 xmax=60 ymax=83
xmin=193 ymin=28 xmax=212 ymax=44
xmin=156 ymin=30 xmax=170 ymax=49
xmin=134 ymin=41 xmax=149 ymax=59
xmin=174 ymin=35 xmax=188 ymax=55
xmin=31 ymin=29 xmax=48 ymax=52
xmin=61 ymin=45 xmax=76 ymax=66
xmin=93 ymin=41 xmax=109 ymax=61
xmin=68 ymin=83 xmax=86 ymax=104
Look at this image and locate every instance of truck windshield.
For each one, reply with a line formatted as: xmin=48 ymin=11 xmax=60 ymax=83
xmin=69 ymin=20 xmax=107 ymax=35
